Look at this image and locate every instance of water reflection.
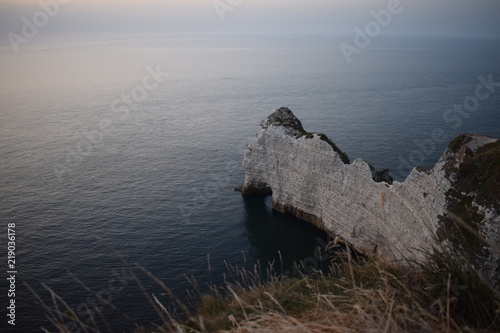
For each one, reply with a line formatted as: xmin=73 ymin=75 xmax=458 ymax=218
xmin=241 ymin=195 xmax=334 ymax=276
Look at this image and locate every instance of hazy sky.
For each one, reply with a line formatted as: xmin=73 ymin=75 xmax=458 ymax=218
xmin=1 ymin=0 xmax=500 ymax=38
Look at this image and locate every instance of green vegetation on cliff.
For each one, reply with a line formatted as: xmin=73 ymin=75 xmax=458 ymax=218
xmin=439 ymin=136 xmax=500 ymax=267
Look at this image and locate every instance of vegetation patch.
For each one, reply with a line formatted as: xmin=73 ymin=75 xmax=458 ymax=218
xmin=438 ymin=136 xmax=499 ymax=266
xmin=371 ymin=167 xmax=394 ymax=184
xmin=295 ymin=132 xmax=350 ymax=164
xmin=437 ymin=189 xmax=489 ymax=265
xmin=317 ymin=133 xmax=350 ymax=164
xmin=267 ymin=107 xmax=307 ymax=134
xmin=416 ymin=166 xmax=429 ymax=173
xmin=267 ymin=108 xmax=350 ymax=164
xmin=454 ymin=140 xmax=500 ymax=209
xmin=448 ymin=134 xmax=472 ymax=153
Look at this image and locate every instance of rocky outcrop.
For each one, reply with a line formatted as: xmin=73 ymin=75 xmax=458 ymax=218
xmin=238 ymin=107 xmax=499 ymax=275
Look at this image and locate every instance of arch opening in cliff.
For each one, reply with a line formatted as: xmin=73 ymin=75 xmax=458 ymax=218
xmin=236 ymin=107 xmax=499 ymax=273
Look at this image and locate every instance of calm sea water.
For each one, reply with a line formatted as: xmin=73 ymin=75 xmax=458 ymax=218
xmin=1 ymin=34 xmax=500 ymax=332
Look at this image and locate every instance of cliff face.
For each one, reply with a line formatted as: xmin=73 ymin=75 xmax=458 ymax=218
xmin=239 ymin=107 xmax=499 ymax=273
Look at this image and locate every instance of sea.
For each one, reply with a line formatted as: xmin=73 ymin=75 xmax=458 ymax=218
xmin=1 ymin=34 xmax=500 ymax=332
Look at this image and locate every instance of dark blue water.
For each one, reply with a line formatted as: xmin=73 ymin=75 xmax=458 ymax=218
xmin=1 ymin=34 xmax=500 ymax=332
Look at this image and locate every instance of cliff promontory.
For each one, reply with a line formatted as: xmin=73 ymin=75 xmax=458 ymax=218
xmin=238 ymin=107 xmax=499 ymax=275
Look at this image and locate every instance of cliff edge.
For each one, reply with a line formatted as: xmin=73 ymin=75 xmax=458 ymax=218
xmin=238 ymin=107 xmax=499 ymax=276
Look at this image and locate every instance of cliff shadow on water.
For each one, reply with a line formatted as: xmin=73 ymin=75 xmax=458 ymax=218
xmin=241 ymin=195 xmax=338 ymax=278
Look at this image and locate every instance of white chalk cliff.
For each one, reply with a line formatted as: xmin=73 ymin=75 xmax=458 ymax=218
xmin=239 ymin=107 xmax=500 ymax=274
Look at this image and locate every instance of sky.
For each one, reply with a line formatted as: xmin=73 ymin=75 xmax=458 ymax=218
xmin=1 ymin=0 xmax=500 ymax=39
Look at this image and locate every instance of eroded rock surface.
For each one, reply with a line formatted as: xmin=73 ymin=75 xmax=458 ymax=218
xmin=239 ymin=107 xmax=499 ymax=275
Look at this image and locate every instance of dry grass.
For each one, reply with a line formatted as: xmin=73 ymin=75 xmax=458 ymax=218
xmin=172 ymin=250 xmax=499 ymax=333
xmin=117 ymin=251 xmax=483 ymax=333
xmin=32 ymin=247 xmax=500 ymax=333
